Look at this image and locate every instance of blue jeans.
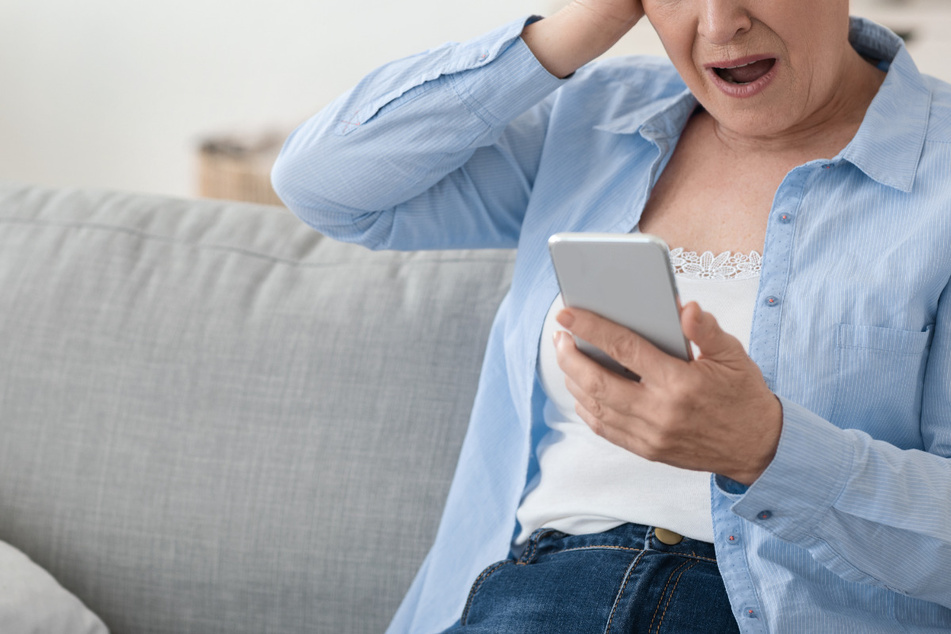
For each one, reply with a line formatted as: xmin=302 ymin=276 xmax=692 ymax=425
xmin=443 ymin=523 xmax=740 ymax=633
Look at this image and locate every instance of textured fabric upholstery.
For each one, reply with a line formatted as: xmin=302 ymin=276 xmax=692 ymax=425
xmin=0 ymin=182 xmax=515 ymax=633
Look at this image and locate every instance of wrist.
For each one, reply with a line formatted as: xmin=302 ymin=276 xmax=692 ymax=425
xmin=728 ymin=394 xmax=784 ymax=486
xmin=522 ymin=3 xmax=643 ymax=78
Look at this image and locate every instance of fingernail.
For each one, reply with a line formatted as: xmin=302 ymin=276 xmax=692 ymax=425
xmin=556 ymin=309 xmax=574 ymax=329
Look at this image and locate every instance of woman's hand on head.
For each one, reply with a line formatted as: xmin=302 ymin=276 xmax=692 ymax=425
xmin=554 ymin=302 xmax=782 ymax=486
xmin=522 ymin=0 xmax=645 ymax=79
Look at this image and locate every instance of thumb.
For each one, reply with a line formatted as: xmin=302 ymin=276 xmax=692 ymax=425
xmin=681 ymin=302 xmax=744 ymax=362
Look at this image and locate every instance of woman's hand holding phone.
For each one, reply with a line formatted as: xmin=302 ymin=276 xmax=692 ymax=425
xmin=554 ymin=302 xmax=783 ymax=487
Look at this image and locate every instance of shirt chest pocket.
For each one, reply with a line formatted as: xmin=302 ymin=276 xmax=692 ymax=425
xmin=830 ymin=323 xmax=934 ymax=446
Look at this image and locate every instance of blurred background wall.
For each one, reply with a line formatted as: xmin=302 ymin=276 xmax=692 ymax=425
xmin=1 ymin=0 xmax=947 ymax=201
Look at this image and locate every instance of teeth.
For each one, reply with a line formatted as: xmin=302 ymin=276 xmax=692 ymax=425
xmin=721 ymin=61 xmax=755 ymax=70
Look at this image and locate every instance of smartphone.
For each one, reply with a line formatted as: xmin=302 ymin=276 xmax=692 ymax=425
xmin=548 ymin=232 xmax=692 ymax=380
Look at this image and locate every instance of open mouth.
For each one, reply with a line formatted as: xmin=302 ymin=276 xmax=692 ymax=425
xmin=713 ymin=58 xmax=776 ymax=85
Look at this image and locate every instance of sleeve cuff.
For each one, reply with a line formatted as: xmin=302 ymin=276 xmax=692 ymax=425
xmin=716 ymin=396 xmax=856 ymax=543
xmin=446 ymin=17 xmax=567 ymax=129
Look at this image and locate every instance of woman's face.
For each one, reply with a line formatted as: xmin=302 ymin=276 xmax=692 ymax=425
xmin=643 ymin=0 xmax=857 ymax=140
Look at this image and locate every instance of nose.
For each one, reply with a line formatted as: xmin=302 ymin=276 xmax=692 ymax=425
xmin=698 ymin=0 xmax=753 ymax=45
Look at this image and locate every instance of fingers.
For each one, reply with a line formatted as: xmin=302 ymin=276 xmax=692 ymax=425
xmin=556 ymin=307 xmax=686 ymax=382
xmin=553 ymin=303 xmax=782 ymax=482
xmin=555 ymin=331 xmax=643 ymax=416
xmin=680 ymin=302 xmax=746 ymax=364
xmin=557 ymin=339 xmax=645 ymax=448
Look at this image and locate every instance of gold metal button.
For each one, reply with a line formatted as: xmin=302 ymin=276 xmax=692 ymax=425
xmin=654 ymin=528 xmax=683 ymax=545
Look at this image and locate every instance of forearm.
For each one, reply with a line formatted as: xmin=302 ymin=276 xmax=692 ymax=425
xmin=522 ymin=1 xmax=644 ymax=78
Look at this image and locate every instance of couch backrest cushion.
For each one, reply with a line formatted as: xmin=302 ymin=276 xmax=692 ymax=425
xmin=0 ymin=183 xmax=515 ymax=633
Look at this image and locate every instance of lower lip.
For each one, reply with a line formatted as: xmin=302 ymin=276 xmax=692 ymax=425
xmin=708 ymin=61 xmax=778 ymax=99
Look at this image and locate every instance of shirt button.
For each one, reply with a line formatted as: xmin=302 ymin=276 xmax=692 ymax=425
xmin=765 ymin=296 xmax=780 ymax=307
xmin=757 ymin=510 xmax=773 ymax=520
xmin=779 ymin=213 xmax=793 ymax=224
xmin=727 ymin=534 xmax=740 ymax=545
xmin=745 ymin=608 xmax=759 ymax=619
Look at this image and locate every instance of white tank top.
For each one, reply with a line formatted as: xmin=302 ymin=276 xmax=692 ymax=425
xmin=515 ymin=248 xmax=762 ymax=545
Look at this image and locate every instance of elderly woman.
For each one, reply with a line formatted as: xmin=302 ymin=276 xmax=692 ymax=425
xmin=272 ymin=0 xmax=951 ymax=631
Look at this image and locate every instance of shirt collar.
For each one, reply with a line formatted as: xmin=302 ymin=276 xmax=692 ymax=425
xmin=594 ymin=87 xmax=696 ymax=141
xmin=595 ymin=17 xmax=932 ymax=193
xmin=839 ymin=17 xmax=931 ymax=193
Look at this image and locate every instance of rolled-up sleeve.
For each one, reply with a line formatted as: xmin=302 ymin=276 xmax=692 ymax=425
xmin=271 ymin=16 xmax=566 ymax=251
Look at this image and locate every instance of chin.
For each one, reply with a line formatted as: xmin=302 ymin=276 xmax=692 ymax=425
xmin=701 ymin=93 xmax=799 ymax=139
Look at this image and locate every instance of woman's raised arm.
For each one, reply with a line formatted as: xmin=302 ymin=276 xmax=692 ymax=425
xmin=271 ymin=18 xmax=564 ymax=251
xmin=271 ymin=5 xmax=645 ymax=252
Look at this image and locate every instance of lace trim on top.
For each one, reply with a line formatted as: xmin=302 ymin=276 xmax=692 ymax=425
xmin=669 ymin=247 xmax=762 ymax=281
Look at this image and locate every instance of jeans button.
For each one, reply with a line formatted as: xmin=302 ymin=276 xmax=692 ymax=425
xmin=654 ymin=527 xmax=684 ymax=545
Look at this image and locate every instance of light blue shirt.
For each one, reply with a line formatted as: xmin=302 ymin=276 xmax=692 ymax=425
xmin=272 ymin=16 xmax=951 ymax=633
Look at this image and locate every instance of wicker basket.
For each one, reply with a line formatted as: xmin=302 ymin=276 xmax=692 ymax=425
xmin=197 ymin=132 xmax=286 ymax=206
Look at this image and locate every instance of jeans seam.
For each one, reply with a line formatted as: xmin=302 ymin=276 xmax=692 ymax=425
xmin=560 ymin=545 xmax=643 ymax=556
xmin=603 ymin=549 xmax=646 ymax=634
xmin=648 ymin=559 xmax=699 ymax=634
xmin=560 ymin=544 xmax=716 ymax=565
xmin=459 ymin=560 xmax=513 ymax=625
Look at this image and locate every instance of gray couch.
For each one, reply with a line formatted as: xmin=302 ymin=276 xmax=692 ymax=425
xmin=0 ymin=182 xmax=516 ymax=633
